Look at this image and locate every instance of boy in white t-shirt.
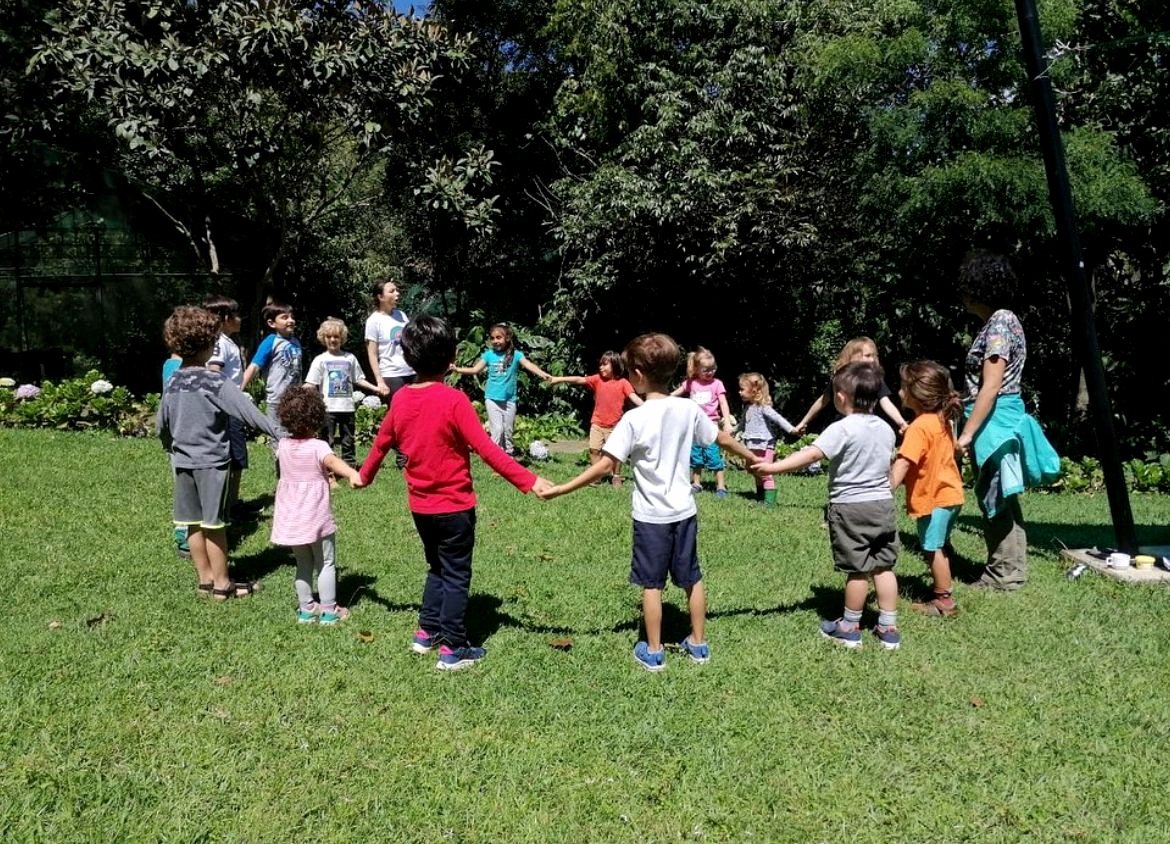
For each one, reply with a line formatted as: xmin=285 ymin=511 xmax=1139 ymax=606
xmin=752 ymin=361 xmax=902 ymax=650
xmin=539 ymin=333 xmax=754 ymax=671
xmin=306 ymin=318 xmax=380 ymax=467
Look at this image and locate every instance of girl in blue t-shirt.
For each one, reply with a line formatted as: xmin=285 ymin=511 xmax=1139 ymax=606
xmin=452 ymin=322 xmax=553 ymax=454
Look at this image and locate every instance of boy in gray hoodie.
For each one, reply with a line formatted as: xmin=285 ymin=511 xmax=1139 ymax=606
xmin=157 ymin=306 xmax=284 ymax=600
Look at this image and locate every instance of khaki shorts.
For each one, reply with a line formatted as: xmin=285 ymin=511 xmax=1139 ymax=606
xmin=588 ymin=423 xmax=615 ymax=452
xmin=827 ymin=499 xmax=899 ymax=573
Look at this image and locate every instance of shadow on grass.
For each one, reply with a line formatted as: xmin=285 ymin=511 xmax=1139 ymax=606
xmin=229 ymin=544 xmax=292 ymax=584
xmin=609 ymin=585 xmax=845 ymax=641
xmin=333 ymin=576 xmax=576 ymax=644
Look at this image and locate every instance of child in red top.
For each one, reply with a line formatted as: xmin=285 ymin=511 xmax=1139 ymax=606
xmin=359 ymin=316 xmax=552 ymax=671
xmin=550 ymin=350 xmax=643 ymax=486
xmin=889 ymin=360 xmax=966 ymax=617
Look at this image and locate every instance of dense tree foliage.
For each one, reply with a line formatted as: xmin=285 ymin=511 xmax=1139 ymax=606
xmin=2 ymin=0 xmax=1167 ymax=455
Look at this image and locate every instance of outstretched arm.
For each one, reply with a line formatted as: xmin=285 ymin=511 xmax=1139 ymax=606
xmin=549 ymin=375 xmax=588 ymax=386
xmin=519 ymin=357 xmax=553 ymax=381
xmin=879 ymin=396 xmax=909 ymax=435
xmin=792 ymin=390 xmax=828 ymax=435
xmin=716 ymin=429 xmax=755 ymax=464
xmin=324 ymin=453 xmax=364 ymax=488
xmin=670 ymin=383 xmax=687 ymax=397
xmin=752 ymin=445 xmax=825 ymax=477
xmin=453 ymin=359 xmax=487 ymax=376
xmin=240 ymin=362 xmax=260 ymax=390
xmin=537 ymin=454 xmax=620 ymax=500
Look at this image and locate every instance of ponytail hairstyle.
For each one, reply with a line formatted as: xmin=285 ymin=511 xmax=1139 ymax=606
xmin=738 ymin=372 xmax=772 ymax=406
xmin=899 ymin=360 xmax=962 ymax=424
xmin=489 ymin=322 xmax=516 ymax=370
xmin=598 ymin=350 xmax=624 ymax=379
xmin=686 ymin=346 xmax=716 ymax=380
xmin=833 ymin=337 xmax=879 ymax=374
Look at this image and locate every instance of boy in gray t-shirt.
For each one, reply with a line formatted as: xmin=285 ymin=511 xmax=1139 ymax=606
xmin=158 ymin=306 xmax=283 ymax=601
xmin=751 ymin=361 xmax=901 ymax=650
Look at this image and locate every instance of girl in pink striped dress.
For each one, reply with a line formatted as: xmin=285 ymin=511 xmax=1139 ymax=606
xmin=273 ymin=386 xmax=364 ymax=625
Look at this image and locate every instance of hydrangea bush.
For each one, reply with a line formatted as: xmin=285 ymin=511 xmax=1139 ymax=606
xmin=0 ymin=370 xmax=153 ymax=434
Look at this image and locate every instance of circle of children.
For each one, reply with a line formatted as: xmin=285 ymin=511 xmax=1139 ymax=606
xmin=159 ymin=267 xmax=1058 ymax=672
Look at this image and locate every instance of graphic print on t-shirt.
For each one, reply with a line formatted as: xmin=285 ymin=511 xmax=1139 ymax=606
xmin=324 ymin=360 xmax=353 ymax=398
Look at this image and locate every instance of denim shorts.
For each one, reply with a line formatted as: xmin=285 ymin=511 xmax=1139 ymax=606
xmin=630 ymin=516 xmax=702 ymax=589
xmin=915 ymin=505 xmax=961 ymax=553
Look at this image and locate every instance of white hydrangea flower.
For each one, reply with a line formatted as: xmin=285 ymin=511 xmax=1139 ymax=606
xmin=361 ymin=394 xmax=383 ymax=409
xmin=352 ymin=390 xmax=365 ymax=403
xmin=528 ymin=439 xmax=550 ymax=461
xmin=90 ymin=379 xmax=114 ymax=395
xmin=0 ymin=377 xmax=15 ymax=388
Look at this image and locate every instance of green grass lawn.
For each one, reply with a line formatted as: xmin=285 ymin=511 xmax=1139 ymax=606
xmin=2 ymin=428 xmax=1170 ymax=842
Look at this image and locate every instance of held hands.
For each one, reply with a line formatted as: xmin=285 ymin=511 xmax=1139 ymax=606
xmin=531 ymin=477 xmax=558 ymax=500
xmin=375 ymin=384 xmax=391 ymax=398
xmin=748 ymin=455 xmax=780 ymax=478
xmin=792 ymin=422 xmax=807 ymax=436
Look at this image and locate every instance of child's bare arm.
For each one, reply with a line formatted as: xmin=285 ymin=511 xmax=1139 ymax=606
xmin=549 ymin=375 xmax=588 ymax=386
xmin=752 ymin=445 xmax=825 ymax=477
xmin=889 ymin=455 xmax=911 ymax=492
xmin=793 ymin=391 xmax=828 ymax=434
xmin=717 ymin=394 xmax=733 ymax=431
xmin=669 ymin=383 xmax=687 ymax=397
xmin=627 ymin=392 xmax=644 ymax=406
xmin=453 ymin=359 xmax=486 ymax=376
xmin=716 ymin=429 xmax=755 ymax=464
xmin=240 ymin=362 xmax=260 ymax=390
xmin=323 ymin=453 xmax=364 ymax=487
xmin=879 ymin=395 xmax=909 ymax=434
xmin=539 ymin=455 xmax=620 ymax=500
xmin=520 ymin=357 xmax=553 ymax=381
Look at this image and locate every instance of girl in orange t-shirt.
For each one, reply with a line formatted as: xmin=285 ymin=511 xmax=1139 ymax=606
xmin=550 ymin=350 xmax=643 ymax=485
xmin=890 ymin=360 xmax=966 ymax=617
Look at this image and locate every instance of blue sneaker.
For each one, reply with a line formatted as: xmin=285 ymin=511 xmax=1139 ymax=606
xmin=873 ymin=624 xmax=902 ymax=651
xmin=296 ymin=602 xmax=319 ymax=624
xmin=436 ymin=645 xmax=486 ymax=671
xmin=820 ymin=618 xmax=863 ymax=649
xmin=318 ymin=605 xmax=349 ymax=626
xmin=678 ymin=635 xmax=710 ymax=664
xmin=411 ymin=628 xmax=436 ymax=654
xmin=715 ymin=488 xmax=728 ymax=498
xmin=174 ymin=526 xmax=190 ymax=559
xmin=633 ymin=641 xmax=666 ymax=672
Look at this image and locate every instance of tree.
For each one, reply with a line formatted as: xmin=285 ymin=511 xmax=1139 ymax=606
xmin=27 ymin=0 xmax=475 ymax=320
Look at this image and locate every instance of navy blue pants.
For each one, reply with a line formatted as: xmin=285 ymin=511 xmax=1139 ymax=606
xmin=413 ymin=508 xmax=476 ymax=647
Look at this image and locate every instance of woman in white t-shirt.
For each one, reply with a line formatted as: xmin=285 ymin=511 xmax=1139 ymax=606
xmin=364 ymin=278 xmax=415 ymax=403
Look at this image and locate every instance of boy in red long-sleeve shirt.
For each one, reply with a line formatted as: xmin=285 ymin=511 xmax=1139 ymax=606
xmin=359 ymin=315 xmax=552 ymax=671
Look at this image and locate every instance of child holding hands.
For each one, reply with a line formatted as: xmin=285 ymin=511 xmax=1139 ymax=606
xmin=272 ymin=385 xmax=364 ymax=626
xmin=736 ymin=372 xmax=796 ymax=506
xmin=539 ymin=333 xmax=756 ymax=671
xmin=452 ymin=322 xmax=554 ymax=455
xmin=753 ymin=361 xmax=902 ymax=649
xmin=672 ymin=346 xmax=734 ymax=496
xmin=157 ymin=307 xmax=283 ymax=601
xmin=889 ymin=361 xmax=965 ymax=617
xmin=306 ymin=317 xmax=381 ymax=467
xmin=550 ymin=350 xmax=643 ymax=485
xmin=359 ymin=316 xmax=552 ymax=671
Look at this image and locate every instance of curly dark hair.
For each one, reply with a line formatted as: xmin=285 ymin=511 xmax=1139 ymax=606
xmin=163 ymin=306 xmax=221 ymax=359
xmin=277 ymin=385 xmax=327 ymax=439
xmin=958 ymin=251 xmax=1017 ymax=308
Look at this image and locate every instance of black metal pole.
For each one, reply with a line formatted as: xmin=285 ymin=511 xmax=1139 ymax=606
xmin=1013 ymin=0 xmax=1137 ymax=552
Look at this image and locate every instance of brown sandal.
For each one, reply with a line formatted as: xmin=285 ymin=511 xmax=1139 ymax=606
xmin=211 ymin=581 xmax=262 ymax=601
xmin=912 ymin=595 xmax=957 ymax=617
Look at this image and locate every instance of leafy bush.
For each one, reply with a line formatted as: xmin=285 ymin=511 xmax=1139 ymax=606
xmin=0 ymin=370 xmax=152 ymax=433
